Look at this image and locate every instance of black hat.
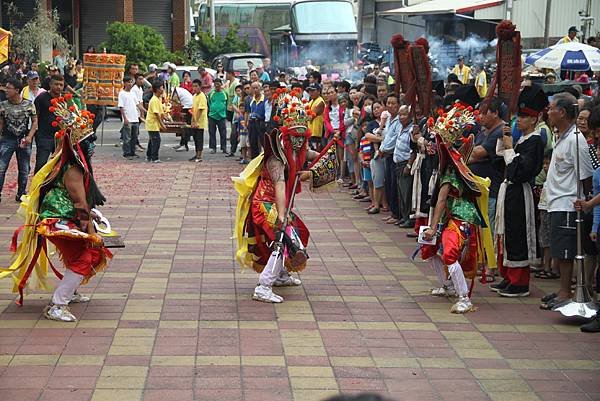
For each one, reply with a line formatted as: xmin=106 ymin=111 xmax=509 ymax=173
xmin=517 ymin=84 xmax=548 ymax=117
xmin=449 ymin=84 xmax=481 ymax=108
xmin=568 ymin=26 xmax=579 ymax=33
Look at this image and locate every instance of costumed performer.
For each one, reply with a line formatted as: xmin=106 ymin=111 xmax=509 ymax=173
xmin=493 ymin=84 xmax=546 ymax=297
xmin=233 ymin=86 xmax=337 ymax=303
xmin=0 ymin=93 xmax=112 ymax=322
xmin=421 ymin=104 xmax=495 ymax=313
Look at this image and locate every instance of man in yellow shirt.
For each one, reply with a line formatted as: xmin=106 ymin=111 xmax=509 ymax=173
xmin=189 ymin=79 xmax=208 ymax=162
xmin=145 ymin=81 xmax=166 ymax=163
xmin=556 ymin=26 xmax=579 ymax=44
xmin=474 ymin=64 xmax=488 ymax=98
xmin=451 ymin=56 xmax=471 ymax=85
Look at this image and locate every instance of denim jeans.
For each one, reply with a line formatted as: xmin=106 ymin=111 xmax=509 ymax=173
xmin=34 ymin=135 xmax=55 ymax=173
xmin=146 ymin=131 xmax=161 ymax=161
xmin=0 ymin=135 xmax=32 ymax=196
xmin=208 ymin=117 xmax=227 ymax=151
xmin=121 ymin=122 xmax=139 ymax=157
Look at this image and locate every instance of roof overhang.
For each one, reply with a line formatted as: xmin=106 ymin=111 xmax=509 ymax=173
xmin=378 ymin=0 xmax=503 ymax=16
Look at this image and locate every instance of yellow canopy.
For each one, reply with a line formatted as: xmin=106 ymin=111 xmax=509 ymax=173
xmin=0 ymin=28 xmax=11 ymax=65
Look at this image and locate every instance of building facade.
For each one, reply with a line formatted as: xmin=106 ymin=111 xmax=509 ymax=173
xmin=1 ymin=0 xmax=191 ymax=61
xmin=361 ymin=0 xmax=600 ymax=49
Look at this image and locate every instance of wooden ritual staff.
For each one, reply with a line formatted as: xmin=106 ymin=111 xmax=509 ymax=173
xmin=483 ymin=20 xmax=522 ymax=115
xmin=391 ymin=34 xmax=416 ymax=105
xmin=410 ymin=38 xmax=433 ymax=118
xmin=484 ymin=21 xmax=521 ymax=278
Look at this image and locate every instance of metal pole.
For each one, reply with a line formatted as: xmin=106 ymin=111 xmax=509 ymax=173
xmin=583 ymin=0 xmax=592 ymax=40
xmin=553 ymin=128 xmax=599 ymax=318
xmin=543 ymin=0 xmax=552 ymax=48
xmin=100 ymin=106 xmax=105 ymax=147
xmin=505 ymin=0 xmax=513 ymax=20
xmin=356 ymin=0 xmax=363 ymax=44
xmin=209 ymin=0 xmax=216 ymax=37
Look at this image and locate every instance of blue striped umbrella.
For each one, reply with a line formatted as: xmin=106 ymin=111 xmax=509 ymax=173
xmin=525 ymin=42 xmax=600 ymax=71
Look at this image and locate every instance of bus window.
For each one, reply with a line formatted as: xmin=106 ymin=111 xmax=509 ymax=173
xmin=292 ymin=1 xmax=356 ymax=34
xmin=238 ymin=5 xmax=255 ymax=26
xmin=199 ymin=3 xmax=207 ymax=27
xmin=217 ymin=5 xmax=237 ymax=26
xmin=257 ymin=5 xmax=289 ymax=31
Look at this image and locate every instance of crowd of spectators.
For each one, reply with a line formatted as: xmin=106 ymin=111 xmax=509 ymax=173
xmin=1 ymin=46 xmax=600 ymax=330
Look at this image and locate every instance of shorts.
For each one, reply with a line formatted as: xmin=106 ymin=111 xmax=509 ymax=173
xmin=362 ymin=167 xmax=372 ymax=182
xmin=370 ymin=157 xmax=385 ymax=188
xmin=226 ymin=110 xmax=234 ymax=122
xmin=538 ymin=209 xmax=550 ymax=248
xmin=582 ymin=210 xmax=598 ymax=255
xmin=239 ymin=134 xmax=249 ymax=148
xmin=550 ymin=211 xmax=577 ymax=260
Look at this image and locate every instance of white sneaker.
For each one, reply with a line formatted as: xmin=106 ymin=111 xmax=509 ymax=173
xmin=450 ymin=296 xmax=474 ymax=314
xmin=252 ymin=285 xmax=283 ymax=303
xmin=70 ymin=293 xmax=91 ymax=303
xmin=273 ymin=274 xmax=302 ymax=287
xmin=431 ymin=286 xmax=457 ymax=297
xmin=43 ymin=304 xmax=77 ymax=322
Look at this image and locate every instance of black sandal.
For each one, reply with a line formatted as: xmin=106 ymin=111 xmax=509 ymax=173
xmin=540 ymin=297 xmax=567 ymax=311
xmin=536 ymin=271 xmax=561 ymax=279
xmin=541 ymin=293 xmax=557 ymax=303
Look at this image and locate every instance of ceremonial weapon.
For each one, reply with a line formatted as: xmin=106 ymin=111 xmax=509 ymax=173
xmin=271 ymin=173 xmax=301 ymax=273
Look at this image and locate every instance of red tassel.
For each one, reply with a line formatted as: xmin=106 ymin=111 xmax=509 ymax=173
xmin=42 ymin=238 xmax=63 ymax=280
xmin=16 ymin=238 xmax=42 ymax=306
xmin=10 ymin=225 xmax=25 ymax=252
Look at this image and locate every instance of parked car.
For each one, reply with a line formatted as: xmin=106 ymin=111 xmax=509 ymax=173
xmin=211 ymin=53 xmax=266 ymax=77
xmin=174 ymin=66 xmax=216 ymax=82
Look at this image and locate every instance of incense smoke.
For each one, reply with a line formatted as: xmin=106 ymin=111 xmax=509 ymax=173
xmin=427 ymin=34 xmax=497 ymax=80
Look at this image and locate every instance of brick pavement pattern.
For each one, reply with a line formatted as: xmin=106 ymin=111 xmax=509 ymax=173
xmin=0 ymin=149 xmax=599 ymax=401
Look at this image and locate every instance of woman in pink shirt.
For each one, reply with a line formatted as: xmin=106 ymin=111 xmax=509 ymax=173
xmin=323 ymin=89 xmax=346 ymax=179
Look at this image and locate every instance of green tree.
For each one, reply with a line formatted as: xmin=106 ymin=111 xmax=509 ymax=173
xmin=184 ymin=26 xmax=250 ymax=64
xmin=10 ymin=0 xmax=70 ymax=63
xmin=101 ymin=22 xmax=184 ymax=71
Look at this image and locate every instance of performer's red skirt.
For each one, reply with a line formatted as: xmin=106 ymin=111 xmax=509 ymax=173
xmin=247 ymin=200 xmax=309 ymax=273
xmin=421 ymin=218 xmax=478 ymax=279
xmin=37 ymin=219 xmax=112 ymax=283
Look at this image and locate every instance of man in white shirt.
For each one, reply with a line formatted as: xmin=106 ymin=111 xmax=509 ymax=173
xmin=542 ymin=92 xmax=594 ymax=310
xmin=173 ymin=86 xmax=194 ymax=151
xmin=131 ymin=73 xmax=146 ymax=151
xmin=131 ymin=74 xmax=145 ymax=117
xmin=118 ymin=76 xmax=140 ymax=159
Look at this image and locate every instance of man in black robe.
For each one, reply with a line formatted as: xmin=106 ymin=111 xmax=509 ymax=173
xmin=493 ymin=84 xmax=547 ymax=297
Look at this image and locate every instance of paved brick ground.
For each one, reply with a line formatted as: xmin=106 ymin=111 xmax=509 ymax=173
xmin=0 ymin=130 xmax=599 ymax=401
